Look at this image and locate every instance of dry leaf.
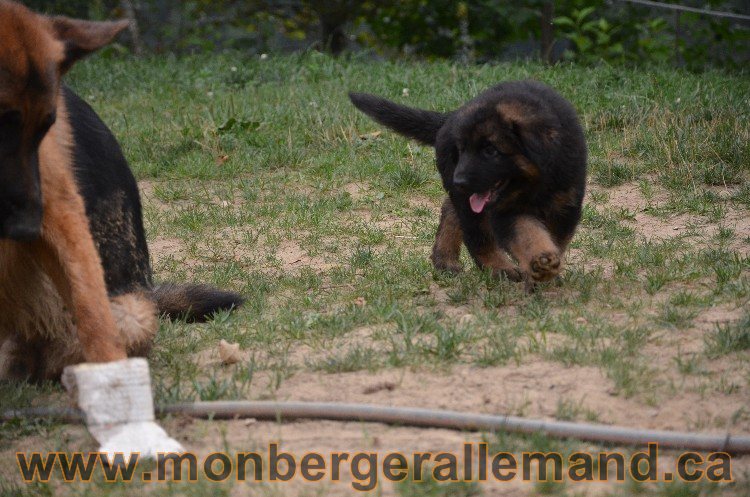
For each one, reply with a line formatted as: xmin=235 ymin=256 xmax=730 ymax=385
xmin=354 ymin=297 xmax=366 ymax=307
xmin=218 ymin=339 xmax=243 ymax=365
xmin=363 ymin=381 xmax=397 ymax=395
xmin=358 ymin=130 xmax=382 ymax=140
xmin=216 ymin=154 xmax=229 ymax=166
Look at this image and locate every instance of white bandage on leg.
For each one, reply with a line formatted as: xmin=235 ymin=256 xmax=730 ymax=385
xmin=62 ymin=358 xmax=183 ymax=461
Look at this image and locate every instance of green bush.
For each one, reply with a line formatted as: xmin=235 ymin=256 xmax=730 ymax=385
xmin=21 ymin=0 xmax=750 ymax=70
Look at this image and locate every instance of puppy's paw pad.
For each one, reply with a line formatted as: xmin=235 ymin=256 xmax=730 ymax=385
xmin=530 ymin=252 xmax=561 ymax=281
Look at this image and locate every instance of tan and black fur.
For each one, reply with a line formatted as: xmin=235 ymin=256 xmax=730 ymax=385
xmin=0 ymin=1 xmax=242 ymax=381
xmin=349 ymin=81 xmax=587 ymax=285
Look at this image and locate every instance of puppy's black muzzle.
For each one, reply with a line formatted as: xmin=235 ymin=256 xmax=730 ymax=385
xmin=452 ymin=174 xmax=471 ymax=194
xmin=452 ymin=156 xmax=483 ymax=194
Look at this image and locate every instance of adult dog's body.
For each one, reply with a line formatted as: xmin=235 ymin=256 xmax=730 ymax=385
xmin=0 ymin=0 xmax=242 ymax=380
xmin=350 ymin=81 xmax=587 ymax=284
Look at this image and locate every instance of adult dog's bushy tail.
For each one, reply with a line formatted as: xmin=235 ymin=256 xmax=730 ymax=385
xmin=349 ymin=92 xmax=449 ymax=146
xmin=153 ymin=283 xmax=244 ymax=322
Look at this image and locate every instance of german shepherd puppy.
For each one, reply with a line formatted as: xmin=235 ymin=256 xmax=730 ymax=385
xmin=0 ymin=1 xmax=242 ymax=381
xmin=350 ymin=81 xmax=587 ymax=284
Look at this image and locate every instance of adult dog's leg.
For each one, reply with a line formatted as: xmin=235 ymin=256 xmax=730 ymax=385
xmin=42 ymin=292 xmax=156 ymax=378
xmin=0 ymin=291 xmax=156 ymax=380
xmin=36 ymin=192 xmax=127 ymax=364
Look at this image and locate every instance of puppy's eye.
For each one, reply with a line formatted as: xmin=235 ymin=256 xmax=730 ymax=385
xmin=451 ymin=146 xmax=459 ymax=162
xmin=482 ymin=145 xmax=500 ymax=158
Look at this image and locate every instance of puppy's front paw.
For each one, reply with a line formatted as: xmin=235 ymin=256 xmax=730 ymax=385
xmin=431 ymin=256 xmax=463 ymax=274
xmin=529 ymin=252 xmax=561 ymax=282
xmin=494 ymin=267 xmax=523 ymax=282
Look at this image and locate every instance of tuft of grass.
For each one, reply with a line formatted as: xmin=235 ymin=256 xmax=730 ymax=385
xmin=387 ymin=163 xmax=432 ymax=190
xmin=592 ymin=159 xmax=637 ymax=187
xmin=310 ymin=347 xmax=380 ymax=373
xmin=705 ymin=311 xmax=750 ymax=357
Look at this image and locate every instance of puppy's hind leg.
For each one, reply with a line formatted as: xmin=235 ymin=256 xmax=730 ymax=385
xmin=450 ymin=197 xmax=522 ymax=281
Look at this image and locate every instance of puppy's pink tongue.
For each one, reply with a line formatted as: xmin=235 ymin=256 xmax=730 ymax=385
xmin=469 ymin=192 xmax=491 ymax=214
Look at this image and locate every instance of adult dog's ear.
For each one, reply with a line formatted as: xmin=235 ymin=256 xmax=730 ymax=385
xmin=50 ymin=17 xmax=130 ymax=73
xmin=497 ymin=101 xmax=560 ymax=168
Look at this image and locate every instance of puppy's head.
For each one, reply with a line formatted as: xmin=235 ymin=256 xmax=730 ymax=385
xmin=449 ymin=93 xmax=561 ymax=214
xmin=0 ymin=1 xmax=127 ymax=241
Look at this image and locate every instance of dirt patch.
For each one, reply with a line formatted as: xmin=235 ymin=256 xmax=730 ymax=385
xmin=150 ymin=237 xmax=185 ymax=261
xmin=165 ymin=359 xmax=750 ymax=496
xmin=406 ymin=193 xmax=438 ymax=211
xmin=8 ymin=359 xmax=739 ymax=496
xmin=644 ymin=304 xmax=750 ymax=409
xmin=723 ymin=209 xmax=750 ymax=255
xmin=355 ymin=209 xmax=418 ymax=235
xmin=598 ymin=181 xmax=750 ymax=253
xmin=274 ymin=240 xmax=336 ymax=272
xmin=192 ymin=349 xmax=749 ymax=438
xmin=344 ymin=182 xmax=368 ymax=200
xmin=138 ymin=180 xmax=156 ymax=199
xmin=598 ymin=182 xmax=691 ymax=240
xmin=263 ymin=361 xmax=750 ymax=434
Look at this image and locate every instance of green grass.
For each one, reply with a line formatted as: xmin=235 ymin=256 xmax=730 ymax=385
xmin=1 ymin=52 xmax=749 ymax=496
xmin=705 ymin=311 xmax=750 ymax=357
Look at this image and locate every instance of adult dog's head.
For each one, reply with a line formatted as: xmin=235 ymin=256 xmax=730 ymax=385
xmin=0 ymin=0 xmax=127 ymax=241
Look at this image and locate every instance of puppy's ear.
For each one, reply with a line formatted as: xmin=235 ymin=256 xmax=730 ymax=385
xmin=50 ymin=17 xmax=130 ymax=73
xmin=497 ymin=102 xmax=560 ymax=168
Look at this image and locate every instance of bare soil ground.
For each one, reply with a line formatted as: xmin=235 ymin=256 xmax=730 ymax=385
xmin=124 ymin=179 xmax=750 ymax=496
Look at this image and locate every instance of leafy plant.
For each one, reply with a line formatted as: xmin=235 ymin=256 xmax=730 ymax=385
xmin=555 ymin=6 xmax=624 ymax=62
xmin=634 ymin=17 xmax=671 ymax=64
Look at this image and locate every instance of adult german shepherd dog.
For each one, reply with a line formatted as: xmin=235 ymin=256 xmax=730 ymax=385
xmin=0 ymin=1 xmax=242 ymax=380
xmin=350 ymin=81 xmax=587 ymax=285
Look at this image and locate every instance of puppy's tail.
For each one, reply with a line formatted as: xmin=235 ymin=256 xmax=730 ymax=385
xmin=349 ymin=92 xmax=449 ymax=146
xmin=152 ymin=283 xmax=244 ymax=322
